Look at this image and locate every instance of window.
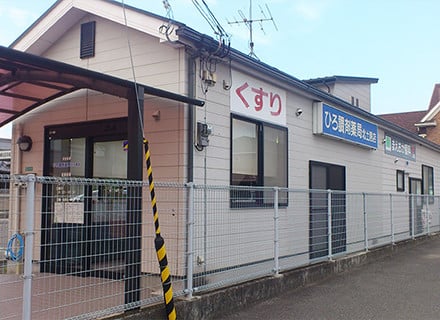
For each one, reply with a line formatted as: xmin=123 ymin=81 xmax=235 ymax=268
xmin=396 ymin=170 xmax=405 ymax=192
xmin=80 ymin=21 xmax=96 ymax=59
xmin=422 ymin=165 xmax=434 ymax=201
xmin=231 ymin=115 xmax=288 ymax=207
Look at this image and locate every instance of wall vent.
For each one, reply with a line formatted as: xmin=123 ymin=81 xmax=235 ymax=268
xmin=80 ymin=21 xmax=96 ymax=59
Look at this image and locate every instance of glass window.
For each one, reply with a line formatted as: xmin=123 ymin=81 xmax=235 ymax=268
xmin=231 ymin=118 xmax=258 ymax=188
xmin=231 ymin=115 xmax=288 ymax=207
xmin=396 ymin=170 xmax=405 ymax=192
xmin=422 ymin=165 xmax=434 ymax=197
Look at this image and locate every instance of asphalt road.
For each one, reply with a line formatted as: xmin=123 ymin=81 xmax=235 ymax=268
xmin=216 ymin=237 xmax=440 ymax=320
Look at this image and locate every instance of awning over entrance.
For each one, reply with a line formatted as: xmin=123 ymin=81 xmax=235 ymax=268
xmin=0 ymin=45 xmax=204 ymax=127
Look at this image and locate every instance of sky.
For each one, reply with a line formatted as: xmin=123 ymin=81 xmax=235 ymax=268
xmin=0 ymin=0 xmax=439 ymax=137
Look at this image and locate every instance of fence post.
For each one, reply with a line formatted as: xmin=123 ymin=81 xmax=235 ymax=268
xmin=327 ymin=190 xmax=332 ymax=260
xmin=426 ymin=199 xmax=430 ymax=235
xmin=390 ymin=194 xmax=395 ymax=244
xmin=186 ymin=183 xmax=195 ymax=299
xmin=23 ymin=174 xmax=35 ymax=320
xmin=363 ymin=193 xmax=368 ymax=251
xmin=273 ymin=187 xmax=279 ymax=276
xmin=411 ymin=195 xmax=415 ymax=239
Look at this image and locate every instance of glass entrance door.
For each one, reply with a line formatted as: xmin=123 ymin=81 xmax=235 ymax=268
xmin=90 ymin=139 xmax=127 ymax=277
xmin=41 ymin=118 xmax=128 ymax=277
xmin=409 ymin=178 xmax=423 ymax=235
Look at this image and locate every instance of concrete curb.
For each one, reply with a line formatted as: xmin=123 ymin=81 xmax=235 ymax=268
xmin=116 ymin=234 xmax=438 ymax=320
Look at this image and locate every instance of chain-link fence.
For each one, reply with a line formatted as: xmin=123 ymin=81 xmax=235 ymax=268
xmin=1 ymin=175 xmax=438 ymax=319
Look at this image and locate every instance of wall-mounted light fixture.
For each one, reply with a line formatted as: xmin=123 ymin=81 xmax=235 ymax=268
xmin=295 ymin=108 xmax=303 ymax=117
xmin=17 ymin=135 xmax=32 ymax=152
xmin=152 ymin=110 xmax=161 ymax=120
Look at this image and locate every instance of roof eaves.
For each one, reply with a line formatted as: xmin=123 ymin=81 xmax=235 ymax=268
xmin=421 ymin=100 xmax=440 ymax=122
xmin=11 ymin=0 xmax=185 ymax=52
xmin=304 ymin=75 xmax=379 ymax=85
xmin=9 ymin=0 xmax=63 ymax=48
xmin=175 ymin=25 xmax=440 ymax=151
xmin=415 ymin=121 xmax=436 ymax=127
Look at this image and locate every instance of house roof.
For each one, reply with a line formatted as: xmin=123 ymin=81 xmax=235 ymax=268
xmin=0 ymin=45 xmax=204 ymax=127
xmin=7 ymin=0 xmax=440 ymax=153
xmin=428 ymin=84 xmax=440 ymax=110
xmin=303 ymin=75 xmax=379 ymax=85
xmin=378 ymin=111 xmax=426 ymax=134
xmin=11 ymin=0 xmax=185 ymax=54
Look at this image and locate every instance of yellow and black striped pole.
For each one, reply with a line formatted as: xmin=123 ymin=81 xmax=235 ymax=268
xmin=144 ymin=138 xmax=177 ymax=320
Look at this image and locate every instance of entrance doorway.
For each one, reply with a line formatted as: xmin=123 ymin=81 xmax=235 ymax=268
xmin=309 ymin=161 xmax=346 ymax=259
xmin=409 ymin=177 xmax=423 ymax=235
xmin=41 ymin=118 xmax=128 ymax=277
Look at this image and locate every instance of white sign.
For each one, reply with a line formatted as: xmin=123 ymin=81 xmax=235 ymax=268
xmin=231 ymin=71 xmax=286 ymax=126
xmin=54 ymin=202 xmax=84 ymax=224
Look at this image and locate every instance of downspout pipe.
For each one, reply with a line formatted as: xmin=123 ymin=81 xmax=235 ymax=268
xmin=187 ymin=54 xmax=197 ymax=183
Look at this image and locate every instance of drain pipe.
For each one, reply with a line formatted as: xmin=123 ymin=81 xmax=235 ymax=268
xmin=186 ymin=53 xmax=197 ymax=297
xmin=187 ymin=54 xmax=197 ymax=183
xmin=9 ymin=123 xmax=23 ymax=274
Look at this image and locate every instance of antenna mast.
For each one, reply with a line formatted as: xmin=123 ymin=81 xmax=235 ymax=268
xmin=228 ymin=0 xmax=277 ymax=59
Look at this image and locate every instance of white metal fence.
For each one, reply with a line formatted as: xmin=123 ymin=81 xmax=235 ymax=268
xmin=1 ymin=175 xmax=439 ymax=319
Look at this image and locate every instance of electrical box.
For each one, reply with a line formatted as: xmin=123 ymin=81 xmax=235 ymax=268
xmin=196 ymin=122 xmax=211 ymax=148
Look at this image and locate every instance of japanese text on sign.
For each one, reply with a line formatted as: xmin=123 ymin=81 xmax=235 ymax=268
xmin=231 ymin=71 xmax=286 ymax=126
xmin=384 ymin=134 xmax=416 ymax=161
xmin=314 ymin=103 xmax=378 ymax=149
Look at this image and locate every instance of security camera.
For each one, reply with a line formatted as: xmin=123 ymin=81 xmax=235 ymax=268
xmin=295 ymin=108 xmax=303 ymax=117
xmin=223 ymin=80 xmax=231 ymax=90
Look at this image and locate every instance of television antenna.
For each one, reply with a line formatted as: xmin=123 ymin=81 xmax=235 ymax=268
xmin=228 ymin=0 xmax=278 ymax=59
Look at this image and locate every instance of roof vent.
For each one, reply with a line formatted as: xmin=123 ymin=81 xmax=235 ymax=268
xmin=80 ymin=21 xmax=96 ymax=59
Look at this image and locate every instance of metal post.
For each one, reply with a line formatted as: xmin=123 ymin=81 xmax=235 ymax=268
xmin=186 ymin=183 xmax=195 ymax=298
xmin=363 ymin=193 xmax=368 ymax=251
xmin=327 ymin=190 xmax=332 ymax=260
xmin=23 ymin=174 xmax=35 ymax=320
xmin=273 ymin=187 xmax=279 ymax=276
xmin=411 ymin=195 xmax=415 ymax=239
xmin=390 ymin=194 xmax=394 ymax=244
xmin=125 ymin=85 xmax=144 ymax=307
xmin=427 ymin=201 xmax=430 ymax=235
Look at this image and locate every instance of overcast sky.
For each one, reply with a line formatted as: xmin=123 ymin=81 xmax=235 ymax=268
xmin=0 ymin=0 xmax=439 ymax=137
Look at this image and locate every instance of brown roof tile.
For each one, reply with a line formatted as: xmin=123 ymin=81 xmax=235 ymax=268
xmin=378 ymin=111 xmax=426 ymax=134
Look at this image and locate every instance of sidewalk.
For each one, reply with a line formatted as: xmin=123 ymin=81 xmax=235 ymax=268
xmin=217 ymin=236 xmax=440 ymax=320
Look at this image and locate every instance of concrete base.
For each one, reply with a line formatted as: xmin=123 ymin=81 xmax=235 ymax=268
xmin=114 ymin=234 xmax=438 ymax=320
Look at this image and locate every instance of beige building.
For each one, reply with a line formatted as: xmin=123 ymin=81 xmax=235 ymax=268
xmin=3 ymin=0 xmax=440 ymax=278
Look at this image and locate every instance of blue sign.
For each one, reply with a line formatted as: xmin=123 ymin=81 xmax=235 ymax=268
xmin=314 ymin=103 xmax=378 ymax=149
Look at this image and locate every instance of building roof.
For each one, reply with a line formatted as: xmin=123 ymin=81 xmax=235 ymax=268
xmin=303 ymin=75 xmax=379 ymax=85
xmin=0 ymin=45 xmax=204 ymax=128
xmin=378 ymin=111 xmax=426 ymax=134
xmin=11 ymin=0 xmax=185 ymax=54
xmin=428 ymin=84 xmax=440 ymax=110
xmin=8 ymin=0 xmax=440 ymax=153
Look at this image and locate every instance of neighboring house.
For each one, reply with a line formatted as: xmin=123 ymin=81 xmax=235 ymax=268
xmin=3 ymin=0 xmax=440 ymax=280
xmin=379 ymin=84 xmax=440 ymax=143
xmin=379 ymin=111 xmax=426 ymax=135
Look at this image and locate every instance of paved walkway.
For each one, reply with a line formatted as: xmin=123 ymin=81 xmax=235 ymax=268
xmin=217 ymin=237 xmax=440 ymax=320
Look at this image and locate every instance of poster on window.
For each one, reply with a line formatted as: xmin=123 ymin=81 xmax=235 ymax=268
xmin=231 ymin=70 xmax=286 ymax=126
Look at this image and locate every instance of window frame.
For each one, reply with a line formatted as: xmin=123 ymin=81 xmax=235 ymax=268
xmin=422 ymin=165 xmax=434 ymax=203
xmin=396 ymin=170 xmax=405 ymax=192
xmin=230 ymin=114 xmax=288 ymax=208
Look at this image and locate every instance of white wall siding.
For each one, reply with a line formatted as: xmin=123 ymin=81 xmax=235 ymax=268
xmin=332 ymin=82 xmax=372 ymax=112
